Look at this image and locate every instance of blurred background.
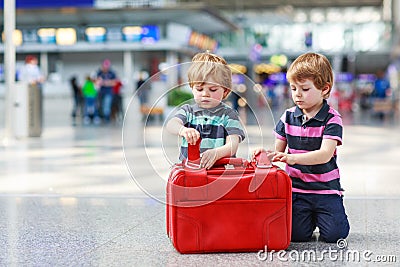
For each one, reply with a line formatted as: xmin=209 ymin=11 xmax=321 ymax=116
xmin=0 ymin=2 xmax=399 ymax=265
xmin=0 ymin=0 xmax=399 ymax=130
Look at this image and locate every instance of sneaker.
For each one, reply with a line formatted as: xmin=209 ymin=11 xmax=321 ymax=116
xmin=83 ymin=117 xmax=91 ymax=125
xmin=93 ymin=117 xmax=102 ymax=125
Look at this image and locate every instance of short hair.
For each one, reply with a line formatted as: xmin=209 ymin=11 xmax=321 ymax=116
xmin=187 ymin=51 xmax=232 ymax=98
xmin=25 ymin=55 xmax=37 ymax=63
xmin=287 ymin=52 xmax=334 ymax=98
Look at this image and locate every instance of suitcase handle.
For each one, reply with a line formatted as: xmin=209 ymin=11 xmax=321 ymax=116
xmin=213 ymin=157 xmax=248 ymax=168
xmin=248 ymin=151 xmax=274 ymax=193
xmin=187 ymin=138 xmax=201 ymax=162
xmin=186 ymin=138 xmax=247 ymax=169
xmin=252 ymin=151 xmax=273 ymax=168
xmin=187 ymin=139 xmax=272 ymax=169
xmin=185 ymin=138 xmax=201 ymax=169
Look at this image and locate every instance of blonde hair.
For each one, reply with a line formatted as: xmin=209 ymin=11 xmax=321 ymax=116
xmin=187 ymin=51 xmax=232 ymax=99
xmin=287 ymin=52 xmax=334 ymax=98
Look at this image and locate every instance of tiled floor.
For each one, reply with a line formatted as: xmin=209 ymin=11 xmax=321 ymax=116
xmin=0 ymin=97 xmax=399 ymax=266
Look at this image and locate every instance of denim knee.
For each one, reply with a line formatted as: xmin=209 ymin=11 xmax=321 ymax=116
xmin=317 ymin=195 xmax=350 ymax=243
xmin=319 ymin=220 xmax=350 ymax=243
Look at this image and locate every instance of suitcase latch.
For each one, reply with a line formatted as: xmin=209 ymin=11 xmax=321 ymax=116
xmin=256 ymin=163 xmax=273 ymax=169
xmin=224 ymin=164 xmax=235 ymax=170
xmin=184 ymin=159 xmax=202 ymax=170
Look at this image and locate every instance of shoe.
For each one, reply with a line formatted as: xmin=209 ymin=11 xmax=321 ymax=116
xmin=83 ymin=117 xmax=91 ymax=125
xmin=93 ymin=117 xmax=102 ymax=125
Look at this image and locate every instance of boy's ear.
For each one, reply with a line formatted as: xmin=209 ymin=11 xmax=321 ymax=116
xmin=321 ymin=84 xmax=331 ymax=98
xmin=322 ymin=84 xmax=330 ymax=93
xmin=223 ymin=88 xmax=231 ymax=99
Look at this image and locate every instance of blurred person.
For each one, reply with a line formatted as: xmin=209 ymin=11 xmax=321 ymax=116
xmin=82 ymin=75 xmax=100 ymax=125
xmin=19 ymin=55 xmax=45 ymax=86
xmin=373 ymin=69 xmax=391 ymax=99
xmin=96 ymin=59 xmax=117 ymax=123
xmin=136 ymin=72 xmax=152 ymax=121
xmin=166 ymin=51 xmax=245 ymax=169
xmin=69 ymin=76 xmax=83 ymax=125
xmin=372 ymin=69 xmax=392 ymax=119
xmin=136 ymin=72 xmax=149 ymax=106
xmin=253 ymin=52 xmax=350 ymax=243
xmin=111 ymin=78 xmax=123 ymax=122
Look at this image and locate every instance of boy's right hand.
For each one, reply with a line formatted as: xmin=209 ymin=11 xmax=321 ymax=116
xmin=179 ymin=127 xmax=200 ymax=145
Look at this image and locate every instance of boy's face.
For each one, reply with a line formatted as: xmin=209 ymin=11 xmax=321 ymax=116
xmin=289 ymin=78 xmax=328 ymax=112
xmin=192 ymin=80 xmax=228 ymax=109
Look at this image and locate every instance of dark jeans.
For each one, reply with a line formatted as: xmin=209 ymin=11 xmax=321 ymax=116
xmin=291 ymin=193 xmax=350 ymax=243
xmin=99 ymin=88 xmax=113 ymax=121
xmin=72 ymin=94 xmax=83 ymax=118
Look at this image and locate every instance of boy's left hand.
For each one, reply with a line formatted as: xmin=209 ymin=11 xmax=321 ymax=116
xmin=200 ymin=149 xmax=218 ymax=169
xmin=272 ymin=152 xmax=295 ymax=165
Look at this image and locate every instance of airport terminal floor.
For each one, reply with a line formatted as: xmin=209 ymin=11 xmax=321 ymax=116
xmin=0 ymin=96 xmax=399 ymax=266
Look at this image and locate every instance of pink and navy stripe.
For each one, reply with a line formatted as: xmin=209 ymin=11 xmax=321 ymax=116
xmin=275 ymin=100 xmax=344 ymax=195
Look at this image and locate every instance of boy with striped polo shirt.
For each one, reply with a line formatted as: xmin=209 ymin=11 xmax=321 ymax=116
xmin=166 ymin=52 xmax=245 ymax=169
xmin=254 ymin=52 xmax=349 ymax=243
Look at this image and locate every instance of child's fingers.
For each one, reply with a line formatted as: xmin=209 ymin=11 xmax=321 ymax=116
xmin=185 ymin=131 xmax=198 ymax=145
xmin=200 ymin=157 xmax=208 ymax=169
xmin=188 ymin=139 xmax=195 ymax=145
xmin=206 ymin=161 xmax=215 ymax=169
xmin=193 ymin=130 xmax=200 ymax=140
xmin=272 ymin=153 xmax=288 ymax=163
xmin=202 ymin=159 xmax=215 ymax=169
xmin=252 ymin=148 xmax=266 ymax=159
xmin=200 ymin=150 xmax=216 ymax=169
xmin=185 ymin=129 xmax=201 ymax=145
xmin=272 ymin=153 xmax=283 ymax=162
xmin=267 ymin=151 xmax=276 ymax=158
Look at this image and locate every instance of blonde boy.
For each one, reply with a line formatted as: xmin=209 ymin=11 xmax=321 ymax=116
xmin=166 ymin=52 xmax=245 ymax=169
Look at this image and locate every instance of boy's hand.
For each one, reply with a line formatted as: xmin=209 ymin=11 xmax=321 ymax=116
xmin=272 ymin=152 xmax=295 ymax=165
xmin=200 ymin=149 xmax=218 ymax=169
xmin=252 ymin=148 xmax=266 ymax=160
xmin=179 ymin=127 xmax=200 ymax=145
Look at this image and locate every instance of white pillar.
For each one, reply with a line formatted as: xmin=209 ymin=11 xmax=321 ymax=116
xmin=383 ymin=0 xmax=392 ymax=22
xmin=123 ymin=51 xmax=133 ymax=93
xmin=3 ymin=0 xmax=16 ymax=144
xmin=166 ymin=51 xmax=178 ymax=89
xmin=40 ymin=52 xmax=49 ymax=78
xmin=331 ymin=55 xmax=342 ymax=73
xmin=123 ymin=51 xmax=142 ymax=147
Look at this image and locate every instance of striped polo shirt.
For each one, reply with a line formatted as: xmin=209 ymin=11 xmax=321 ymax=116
xmin=174 ymin=102 xmax=245 ymax=160
xmin=274 ymin=100 xmax=344 ymax=195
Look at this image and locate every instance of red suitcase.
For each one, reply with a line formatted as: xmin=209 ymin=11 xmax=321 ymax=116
xmin=166 ymin=140 xmax=292 ymax=254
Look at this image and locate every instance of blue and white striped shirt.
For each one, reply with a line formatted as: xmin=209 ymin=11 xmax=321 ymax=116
xmin=174 ymin=103 xmax=245 ymax=160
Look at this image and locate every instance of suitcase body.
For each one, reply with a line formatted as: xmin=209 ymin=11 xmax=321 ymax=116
xmin=166 ymin=142 xmax=292 ymax=254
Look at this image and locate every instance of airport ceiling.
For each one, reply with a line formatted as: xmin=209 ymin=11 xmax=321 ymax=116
xmin=9 ymin=4 xmax=239 ymax=34
xmin=187 ymin=0 xmax=383 ymax=9
xmin=2 ymin=0 xmax=384 ymax=34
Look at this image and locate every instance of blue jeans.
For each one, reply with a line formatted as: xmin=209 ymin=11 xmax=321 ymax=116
xmin=101 ymin=93 xmax=112 ymax=120
xmin=84 ymin=97 xmax=98 ymax=117
xmin=291 ymin=193 xmax=350 ymax=243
